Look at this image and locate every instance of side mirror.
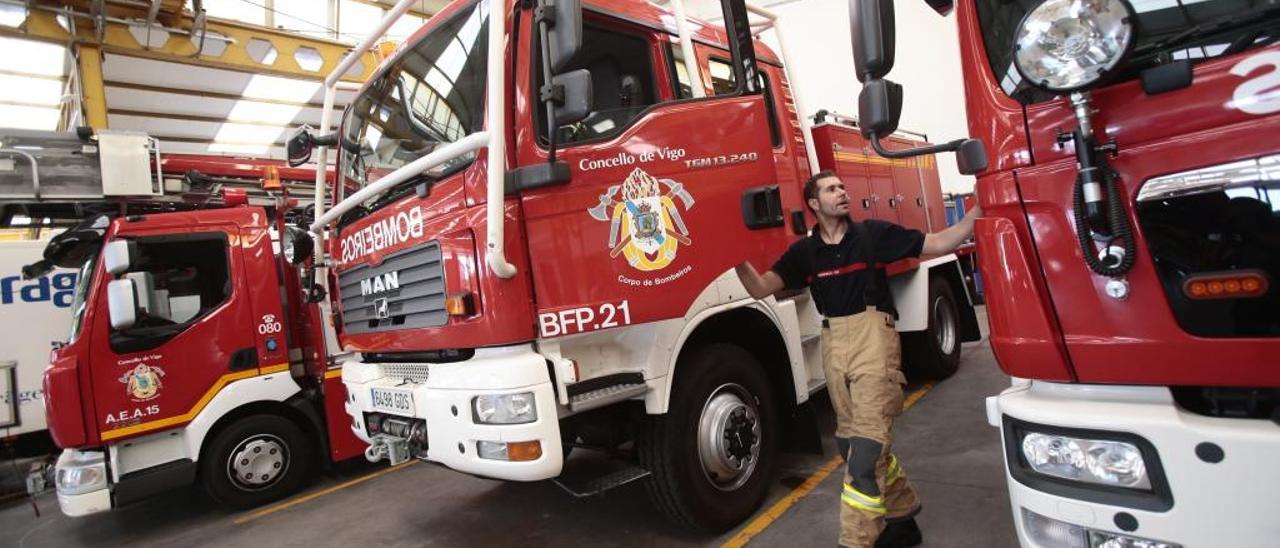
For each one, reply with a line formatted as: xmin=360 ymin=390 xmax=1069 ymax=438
xmin=107 ymin=279 xmax=139 ymax=330
xmin=552 ymin=69 xmax=593 ymax=125
xmin=103 ymin=240 xmax=136 ymax=276
xmin=850 ymin=0 xmax=896 ymax=82
xmin=540 ymin=0 xmax=583 ymax=74
xmin=857 ymin=79 xmax=904 ymax=138
xmin=956 ymin=139 xmax=989 ymax=175
xmin=286 ymin=127 xmax=339 ymax=168
xmin=283 ymin=226 xmax=314 ymax=265
xmin=286 ymin=127 xmax=316 ymax=168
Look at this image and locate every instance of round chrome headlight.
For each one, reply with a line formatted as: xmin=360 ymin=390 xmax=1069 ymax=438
xmin=1014 ymin=0 xmax=1134 ymax=92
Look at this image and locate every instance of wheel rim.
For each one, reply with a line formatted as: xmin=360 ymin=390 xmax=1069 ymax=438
xmin=933 ymin=294 xmax=958 ymax=356
xmin=697 ymin=383 xmax=762 ymax=492
xmin=226 ymin=434 xmax=290 ymax=492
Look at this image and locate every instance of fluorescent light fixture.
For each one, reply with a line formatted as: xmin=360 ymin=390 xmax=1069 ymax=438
xmin=0 ymin=75 xmax=63 ymax=106
xmin=0 ymin=4 xmax=26 ymax=27
xmin=0 ymin=37 xmax=66 ymax=77
xmin=226 ymin=100 xmax=303 ymax=125
xmin=0 ymin=105 xmax=59 ymax=130
xmin=239 ymin=74 xmax=320 ymax=103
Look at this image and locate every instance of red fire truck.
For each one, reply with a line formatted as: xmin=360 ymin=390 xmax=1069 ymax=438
xmin=8 ymin=129 xmax=367 ymax=516
xmin=292 ymin=0 xmax=983 ymax=531
xmin=850 ymin=0 xmax=1279 ymax=546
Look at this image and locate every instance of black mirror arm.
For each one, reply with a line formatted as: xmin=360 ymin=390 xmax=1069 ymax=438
xmin=314 ymin=132 xmax=339 ymax=147
xmin=869 ymin=133 xmax=965 ymax=159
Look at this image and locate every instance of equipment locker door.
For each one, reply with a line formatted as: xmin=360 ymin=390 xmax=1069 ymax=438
xmin=85 ymin=221 xmax=257 ymax=442
xmin=513 ymin=11 xmax=784 ymax=336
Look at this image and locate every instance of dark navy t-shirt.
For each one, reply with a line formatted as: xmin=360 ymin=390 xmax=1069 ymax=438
xmin=770 ymin=219 xmax=925 ymax=317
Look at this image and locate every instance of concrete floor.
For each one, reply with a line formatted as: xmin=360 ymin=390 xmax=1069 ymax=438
xmin=0 ymin=311 xmax=1017 ymax=547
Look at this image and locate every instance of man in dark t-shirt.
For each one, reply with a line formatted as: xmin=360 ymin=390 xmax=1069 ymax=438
xmin=736 ymin=170 xmax=980 ymax=548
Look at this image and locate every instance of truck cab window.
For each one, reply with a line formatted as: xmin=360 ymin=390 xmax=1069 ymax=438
xmin=110 ymin=235 xmax=231 ymax=353
xmin=670 ymin=49 xmax=742 ymax=97
xmin=341 ymin=0 xmax=489 ymax=201
xmin=536 ymin=25 xmax=658 ymax=145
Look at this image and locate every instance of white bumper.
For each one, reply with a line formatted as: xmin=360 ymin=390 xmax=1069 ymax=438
xmin=988 ymin=381 xmax=1280 ymax=548
xmin=54 ymin=449 xmax=112 ymax=517
xmin=342 ymin=345 xmax=563 ymax=481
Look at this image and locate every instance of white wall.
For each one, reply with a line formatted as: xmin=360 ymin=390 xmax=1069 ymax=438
xmin=685 ymin=0 xmax=975 ymax=193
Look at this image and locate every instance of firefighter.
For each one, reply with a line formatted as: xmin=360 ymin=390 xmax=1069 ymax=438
xmin=735 ymin=170 xmax=980 ymax=548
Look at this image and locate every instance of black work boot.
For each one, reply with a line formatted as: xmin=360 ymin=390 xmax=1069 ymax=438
xmin=874 ymin=517 xmax=923 ymax=548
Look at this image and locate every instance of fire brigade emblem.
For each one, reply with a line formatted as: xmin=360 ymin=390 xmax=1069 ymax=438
xmin=119 ymin=363 xmax=165 ymax=402
xmin=588 ymin=168 xmax=694 ymax=272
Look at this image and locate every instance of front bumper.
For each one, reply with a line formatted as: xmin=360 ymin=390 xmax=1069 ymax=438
xmin=987 ymin=381 xmax=1280 ymax=548
xmin=54 ymin=449 xmax=112 ymax=517
xmin=342 ymin=345 xmax=563 ymax=481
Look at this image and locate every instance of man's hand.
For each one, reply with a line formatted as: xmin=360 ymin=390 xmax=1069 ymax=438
xmin=735 ymin=262 xmax=785 ymax=300
xmin=922 ymin=205 xmax=982 ymax=256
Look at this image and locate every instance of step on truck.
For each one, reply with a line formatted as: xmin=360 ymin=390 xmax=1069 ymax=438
xmin=294 ymin=0 xmax=984 ymax=530
xmin=0 ymin=128 xmax=368 ymax=515
xmin=849 ymin=0 xmax=1280 ymax=546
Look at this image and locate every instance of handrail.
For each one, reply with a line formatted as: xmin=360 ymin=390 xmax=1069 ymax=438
xmin=309 ymin=132 xmax=490 ymax=232
xmin=311 ymin=0 xmax=423 ymax=260
xmin=743 ymin=3 xmax=820 ymax=174
xmin=309 ymin=0 xmax=514 ymax=279
xmin=484 ymin=0 xmax=516 ymax=278
xmin=0 ymin=148 xmax=41 ymax=200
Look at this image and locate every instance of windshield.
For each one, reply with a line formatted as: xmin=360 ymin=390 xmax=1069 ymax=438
xmin=66 ymin=251 xmax=97 ymax=343
xmin=338 ymin=0 xmax=490 ymax=212
xmin=976 ymin=0 xmax=1280 ymax=104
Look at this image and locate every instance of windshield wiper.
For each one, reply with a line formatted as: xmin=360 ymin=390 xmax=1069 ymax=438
xmin=365 ymin=172 xmax=440 ymax=212
xmin=1132 ymin=3 xmax=1280 ymax=60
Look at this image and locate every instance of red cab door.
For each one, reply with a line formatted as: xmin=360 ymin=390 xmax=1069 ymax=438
xmin=514 ymin=12 xmax=784 ymax=336
xmin=87 ymin=218 xmax=257 ymax=443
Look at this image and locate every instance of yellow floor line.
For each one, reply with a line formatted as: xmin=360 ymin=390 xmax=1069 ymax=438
xmin=721 ymin=382 xmax=936 ymax=548
xmin=233 ymin=460 xmax=417 ymax=525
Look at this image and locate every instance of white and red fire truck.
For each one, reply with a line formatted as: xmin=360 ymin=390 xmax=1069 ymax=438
xmin=295 ymin=0 xmax=985 ymax=531
xmin=4 ymin=128 xmax=367 ymax=516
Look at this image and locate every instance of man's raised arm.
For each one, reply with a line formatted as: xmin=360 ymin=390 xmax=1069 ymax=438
xmin=922 ymin=205 xmax=983 ymax=256
xmin=735 ymin=262 xmax=787 ymax=300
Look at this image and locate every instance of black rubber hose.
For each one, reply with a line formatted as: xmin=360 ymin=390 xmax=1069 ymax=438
xmin=1073 ymin=160 xmax=1137 ymax=277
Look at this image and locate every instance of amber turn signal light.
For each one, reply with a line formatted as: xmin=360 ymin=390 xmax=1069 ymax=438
xmin=445 ymin=292 xmax=476 ymax=316
xmin=1183 ymin=271 xmax=1269 ymax=300
xmin=507 ymin=441 xmax=543 ymax=462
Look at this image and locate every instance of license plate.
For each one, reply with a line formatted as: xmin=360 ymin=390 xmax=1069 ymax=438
xmin=370 ymin=387 xmax=415 ymax=415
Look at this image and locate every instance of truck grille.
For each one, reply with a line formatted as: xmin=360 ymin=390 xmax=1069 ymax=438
xmin=337 ymin=241 xmax=447 ymax=334
xmin=380 ymin=363 xmax=431 ymax=384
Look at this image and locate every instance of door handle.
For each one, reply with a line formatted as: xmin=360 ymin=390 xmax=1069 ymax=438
xmin=229 ymin=347 xmax=259 ymax=372
xmin=741 ymin=185 xmax=784 ymax=229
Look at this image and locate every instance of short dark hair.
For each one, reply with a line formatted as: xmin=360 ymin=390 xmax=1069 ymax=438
xmin=803 ymin=170 xmax=838 ymax=212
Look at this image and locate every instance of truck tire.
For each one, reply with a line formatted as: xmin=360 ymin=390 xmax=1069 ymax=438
xmin=903 ymin=279 xmax=961 ymax=381
xmin=201 ymin=414 xmax=314 ymax=509
xmin=641 ymin=343 xmax=778 ymax=532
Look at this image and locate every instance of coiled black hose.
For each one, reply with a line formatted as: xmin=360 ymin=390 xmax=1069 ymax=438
xmin=1073 ymin=158 xmax=1137 ymax=277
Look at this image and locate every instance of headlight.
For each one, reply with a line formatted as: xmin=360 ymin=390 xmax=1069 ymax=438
xmin=1022 ymin=432 xmax=1149 ymax=489
xmin=55 ymin=450 xmax=108 ymax=496
xmin=473 ymin=392 xmax=537 ymax=424
xmin=1014 ymin=0 xmax=1134 ymax=92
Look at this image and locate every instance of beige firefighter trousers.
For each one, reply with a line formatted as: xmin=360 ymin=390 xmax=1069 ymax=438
xmin=822 ymin=308 xmax=922 ymax=548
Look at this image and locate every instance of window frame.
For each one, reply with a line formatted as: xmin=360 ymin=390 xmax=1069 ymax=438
xmin=107 ymin=232 xmax=234 ymax=354
xmin=528 ymin=6 xmax=766 ymax=153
